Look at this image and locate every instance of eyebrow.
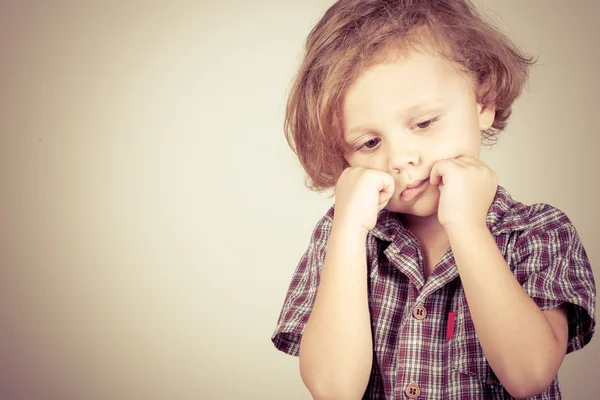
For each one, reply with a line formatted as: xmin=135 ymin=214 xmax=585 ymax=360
xmin=344 ymin=97 xmax=447 ymax=138
xmin=404 ymin=97 xmax=446 ymax=113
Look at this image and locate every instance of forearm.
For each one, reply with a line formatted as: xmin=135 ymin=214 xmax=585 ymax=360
xmin=447 ymin=224 xmax=562 ymax=397
xmin=299 ymin=224 xmax=372 ymax=400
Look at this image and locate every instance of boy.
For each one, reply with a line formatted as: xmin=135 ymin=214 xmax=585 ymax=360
xmin=272 ymin=0 xmax=596 ymax=399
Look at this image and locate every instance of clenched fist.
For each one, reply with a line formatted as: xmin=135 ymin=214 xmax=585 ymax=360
xmin=430 ymin=156 xmax=498 ymax=230
xmin=333 ymin=167 xmax=395 ymax=234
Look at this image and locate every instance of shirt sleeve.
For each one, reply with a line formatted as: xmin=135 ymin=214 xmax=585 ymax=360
xmin=510 ymin=205 xmax=596 ymax=354
xmin=271 ymin=212 xmax=333 ymax=356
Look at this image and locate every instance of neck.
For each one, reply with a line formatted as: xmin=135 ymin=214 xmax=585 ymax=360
xmin=399 ymin=212 xmax=449 ymax=249
xmin=399 ymin=212 xmax=442 ymax=233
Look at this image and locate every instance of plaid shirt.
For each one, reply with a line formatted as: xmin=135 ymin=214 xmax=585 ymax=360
xmin=272 ymin=186 xmax=596 ymax=399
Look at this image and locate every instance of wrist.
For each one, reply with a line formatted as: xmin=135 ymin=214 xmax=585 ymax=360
xmin=331 ymin=220 xmax=369 ymax=240
xmin=443 ymin=220 xmax=489 ymax=238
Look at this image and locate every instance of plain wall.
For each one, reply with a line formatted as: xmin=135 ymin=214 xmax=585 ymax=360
xmin=0 ymin=0 xmax=597 ymax=399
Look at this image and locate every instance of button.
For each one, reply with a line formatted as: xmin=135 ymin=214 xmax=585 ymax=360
xmin=405 ymin=382 xmax=421 ymax=398
xmin=413 ymin=305 xmax=427 ymax=320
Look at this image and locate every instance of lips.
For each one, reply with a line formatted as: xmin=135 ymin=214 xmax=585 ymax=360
xmin=405 ymin=178 xmax=428 ymax=190
xmin=400 ymin=177 xmax=429 ymax=200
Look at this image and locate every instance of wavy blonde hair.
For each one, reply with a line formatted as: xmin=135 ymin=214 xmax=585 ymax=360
xmin=284 ymin=0 xmax=536 ymax=191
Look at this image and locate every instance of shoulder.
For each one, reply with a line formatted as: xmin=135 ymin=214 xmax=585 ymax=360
xmin=290 ymin=205 xmax=336 ymax=263
xmin=497 ymin=189 xmax=591 ymax=280
xmin=489 ymin=186 xmax=574 ymax=236
xmin=307 ymin=205 xmax=335 ymax=247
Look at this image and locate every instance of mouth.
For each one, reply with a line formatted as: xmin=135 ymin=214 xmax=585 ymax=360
xmin=400 ymin=178 xmax=428 ymax=200
xmin=405 ymin=178 xmax=428 ymax=190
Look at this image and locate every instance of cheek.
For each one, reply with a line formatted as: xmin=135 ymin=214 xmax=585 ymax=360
xmin=432 ymin=109 xmax=483 ymax=157
xmin=429 ymin=139 xmax=459 ymax=160
xmin=429 ymin=129 xmax=481 ymax=160
xmin=462 ymin=129 xmax=483 ymax=158
xmin=346 ymin=152 xmax=385 ymax=170
xmin=345 ymin=153 xmax=362 ymax=168
xmin=344 ymin=151 xmax=360 ymax=167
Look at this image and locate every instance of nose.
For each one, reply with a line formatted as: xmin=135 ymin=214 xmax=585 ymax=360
xmin=386 ymin=141 xmax=419 ymax=174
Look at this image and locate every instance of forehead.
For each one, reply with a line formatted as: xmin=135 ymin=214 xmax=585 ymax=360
xmin=341 ymin=50 xmax=475 ymax=136
xmin=341 ymin=48 xmax=475 ymax=133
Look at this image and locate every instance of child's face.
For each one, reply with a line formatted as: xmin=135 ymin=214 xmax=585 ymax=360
xmin=341 ymin=47 xmax=495 ymax=217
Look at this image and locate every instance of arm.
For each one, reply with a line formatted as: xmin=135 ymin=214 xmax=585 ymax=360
xmin=447 ymin=224 xmax=568 ymax=399
xmin=299 ymin=167 xmax=395 ymax=400
xmin=299 ymin=223 xmax=372 ymax=400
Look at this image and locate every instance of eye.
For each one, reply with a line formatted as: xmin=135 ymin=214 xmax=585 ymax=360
xmin=365 ymin=138 xmax=380 ymax=148
xmin=417 ymin=120 xmax=432 ymax=129
xmin=415 ymin=117 xmax=439 ymax=130
xmin=360 ymin=137 xmax=381 ymax=150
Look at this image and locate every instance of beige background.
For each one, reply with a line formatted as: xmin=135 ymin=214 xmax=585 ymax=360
xmin=0 ymin=0 xmax=597 ymax=399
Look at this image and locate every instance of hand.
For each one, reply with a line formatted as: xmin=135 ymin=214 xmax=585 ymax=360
xmin=429 ymin=156 xmax=498 ymax=230
xmin=333 ymin=167 xmax=395 ymax=234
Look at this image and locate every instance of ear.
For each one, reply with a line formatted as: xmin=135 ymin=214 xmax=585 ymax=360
xmin=476 ymin=81 xmax=496 ymax=131
xmin=477 ymin=102 xmax=496 ymax=131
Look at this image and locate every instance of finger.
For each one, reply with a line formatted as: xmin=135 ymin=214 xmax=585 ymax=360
xmin=377 ymin=172 xmax=395 ymax=210
xmin=454 ymin=156 xmax=480 ymax=167
xmin=377 ymin=172 xmax=395 ymax=195
xmin=430 ymin=159 xmax=455 ymax=185
xmin=379 ymin=189 xmax=393 ymax=203
xmin=451 ymin=157 xmax=472 ymax=168
xmin=377 ymin=202 xmax=390 ymax=212
xmin=378 ymin=190 xmax=394 ymax=210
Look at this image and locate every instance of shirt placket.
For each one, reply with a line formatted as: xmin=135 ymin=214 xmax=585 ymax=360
xmin=386 ymin=242 xmax=459 ymax=399
xmin=383 ymin=243 xmax=424 ymax=399
xmin=397 ymin=290 xmax=426 ymax=399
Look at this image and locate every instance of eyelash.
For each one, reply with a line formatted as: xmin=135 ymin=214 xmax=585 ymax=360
xmin=355 ymin=117 xmax=440 ymax=152
xmin=416 ymin=117 xmax=439 ymax=130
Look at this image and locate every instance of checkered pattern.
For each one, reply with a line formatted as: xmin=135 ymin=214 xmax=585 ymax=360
xmin=272 ymin=186 xmax=596 ymax=399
